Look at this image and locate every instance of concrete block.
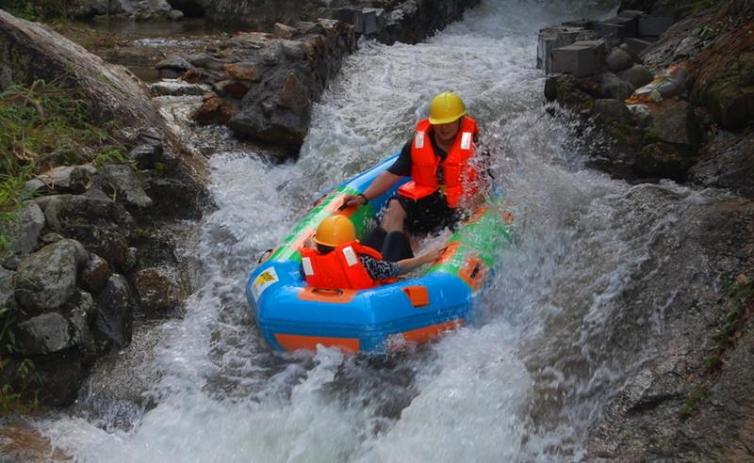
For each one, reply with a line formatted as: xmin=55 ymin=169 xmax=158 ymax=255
xmin=638 ymin=15 xmax=674 ymax=36
xmin=562 ymin=19 xmax=596 ymax=29
xmin=551 ymin=39 xmax=607 ymax=77
xmin=609 ymin=15 xmax=639 ymax=37
xmin=361 ymin=8 xmax=385 ymax=35
xmin=538 ymin=26 xmax=597 ymax=73
xmin=624 ymin=37 xmax=653 ymax=55
xmin=618 ymin=9 xmax=645 ymax=20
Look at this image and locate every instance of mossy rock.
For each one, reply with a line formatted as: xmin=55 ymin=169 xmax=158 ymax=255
xmin=544 ymin=74 xmax=596 ymax=115
xmin=700 ymin=51 xmax=754 ymax=130
xmin=636 ymin=142 xmax=698 ymax=179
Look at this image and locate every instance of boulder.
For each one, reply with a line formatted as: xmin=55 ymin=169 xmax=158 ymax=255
xmin=15 ymin=312 xmax=73 ymax=355
xmin=647 ymin=100 xmax=700 ymax=146
xmin=31 ymin=350 xmax=86 ymax=407
xmin=0 ymin=267 xmax=16 ymax=311
xmin=155 ymin=56 xmax=193 ymax=79
xmin=35 ymin=165 xmax=96 ymax=194
xmin=544 ymin=74 xmax=597 ymax=114
xmin=41 ymin=193 xmax=131 ymax=271
xmin=81 ymin=253 xmax=112 ymax=294
xmin=98 ymin=164 xmax=153 ymax=209
xmin=600 ymin=72 xmax=636 ymax=101
xmin=273 ymin=23 xmax=297 ymax=40
xmin=0 ymin=201 xmax=45 ymax=258
xmin=150 ymin=79 xmax=210 ymax=97
xmin=620 ymin=64 xmax=654 ymax=89
xmin=194 ymin=93 xmax=238 ymax=125
xmin=592 ymin=99 xmax=634 ymax=124
xmin=636 ymin=142 xmax=697 ymax=179
xmin=127 ymin=128 xmax=164 ymax=169
xmin=689 ymin=131 xmax=754 ymax=198
xmin=606 ymin=47 xmax=635 ymax=72
xmin=93 ymin=274 xmax=135 ymax=350
xmin=14 ymin=239 xmax=87 ymax=312
xmin=696 ymin=51 xmax=754 ymax=130
xmin=132 ymin=267 xmax=185 ymax=315
xmin=224 ymin=63 xmax=259 ymax=81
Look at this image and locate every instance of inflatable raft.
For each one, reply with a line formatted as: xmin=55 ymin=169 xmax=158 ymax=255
xmin=245 ymin=153 xmax=512 ymax=353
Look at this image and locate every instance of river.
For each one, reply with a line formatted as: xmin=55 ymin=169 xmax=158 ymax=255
xmin=36 ymin=1 xmax=708 ymax=461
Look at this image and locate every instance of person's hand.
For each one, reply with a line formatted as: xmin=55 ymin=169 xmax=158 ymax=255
xmin=341 ymin=194 xmax=368 ymax=209
xmin=421 ymin=246 xmax=445 ymax=264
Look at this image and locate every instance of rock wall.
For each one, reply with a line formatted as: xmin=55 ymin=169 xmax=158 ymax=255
xmin=539 ymin=0 xmax=754 ymax=459
xmin=0 ymin=10 xmax=208 ymax=407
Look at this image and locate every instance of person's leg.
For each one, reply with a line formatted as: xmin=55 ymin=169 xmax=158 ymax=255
xmin=381 ymin=231 xmax=414 ymax=261
xmin=362 ymin=198 xmax=407 ymax=251
xmin=380 ymin=198 xmax=407 ymax=233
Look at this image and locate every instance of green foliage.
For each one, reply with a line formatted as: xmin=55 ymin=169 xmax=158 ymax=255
xmin=0 ymin=80 xmax=124 ymax=213
xmin=678 ymin=384 xmax=708 ymax=419
xmin=2 ymin=0 xmax=85 ymax=21
xmin=153 ymin=162 xmax=167 ymax=177
xmin=694 ymin=24 xmax=721 ymax=41
xmin=94 ymin=147 xmax=127 ymax=168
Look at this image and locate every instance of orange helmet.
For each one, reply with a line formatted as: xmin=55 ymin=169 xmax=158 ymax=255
xmin=313 ymin=215 xmax=356 ymax=247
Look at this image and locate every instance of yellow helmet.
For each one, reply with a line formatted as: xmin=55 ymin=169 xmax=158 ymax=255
xmin=428 ymin=91 xmax=466 ymax=125
xmin=314 ymin=215 xmax=356 ymax=247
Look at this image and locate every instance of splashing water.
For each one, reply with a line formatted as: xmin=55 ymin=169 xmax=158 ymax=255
xmin=38 ymin=1 xmax=720 ymax=461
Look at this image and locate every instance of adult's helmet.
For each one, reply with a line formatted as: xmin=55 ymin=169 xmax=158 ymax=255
xmin=428 ymin=91 xmax=466 ymax=125
xmin=314 ymin=215 xmax=356 ymax=247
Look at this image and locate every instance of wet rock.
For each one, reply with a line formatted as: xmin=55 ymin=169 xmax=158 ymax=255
xmin=39 ymin=232 xmax=64 ymax=245
xmin=34 ymin=350 xmax=87 ymax=407
xmin=81 ymin=253 xmax=112 ymax=293
xmin=132 ymin=267 xmax=184 ymax=315
xmin=144 ymin=176 xmax=207 ymax=221
xmin=0 ymin=267 xmax=16 ymax=311
xmin=224 ymin=63 xmax=259 ymax=82
xmin=98 ymin=164 xmax=153 ymax=209
xmin=636 ymin=142 xmax=696 ymax=179
xmin=15 ymin=312 xmax=73 ymax=355
xmin=169 ymin=9 xmax=184 ymax=21
xmin=35 ymin=165 xmax=96 ymax=194
xmin=150 ymin=79 xmax=210 ymax=97
xmin=213 ymin=80 xmax=251 ymax=99
xmin=620 ymin=64 xmax=654 ymax=88
xmin=0 ymin=425 xmax=70 ymax=462
xmin=42 ymin=193 xmax=132 ymax=270
xmin=544 ymin=74 xmax=597 ymax=114
xmin=93 ymin=274 xmax=135 ymax=349
xmin=156 ymin=56 xmax=193 ymax=79
xmin=695 ymin=52 xmax=754 ymax=130
xmin=14 ymin=239 xmax=87 ymax=312
xmin=0 ymin=201 xmax=45 ymax=258
xmin=689 ymin=131 xmax=754 ymax=198
xmin=606 ymin=47 xmax=635 ymax=72
xmin=273 ymin=22 xmax=297 ymax=40
xmin=194 ymin=93 xmax=238 ymax=125
xmin=128 ymin=128 xmax=164 ymax=169
xmin=600 ymin=72 xmax=635 ymax=101
xmin=647 ymin=100 xmax=700 ymax=146
xmin=592 ymin=98 xmax=634 ymax=124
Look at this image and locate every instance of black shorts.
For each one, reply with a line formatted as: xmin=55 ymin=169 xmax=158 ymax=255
xmin=391 ymin=192 xmax=460 ymax=234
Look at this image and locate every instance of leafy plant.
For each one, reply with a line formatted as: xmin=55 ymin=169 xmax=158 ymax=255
xmin=0 ymin=80 xmax=124 ymax=212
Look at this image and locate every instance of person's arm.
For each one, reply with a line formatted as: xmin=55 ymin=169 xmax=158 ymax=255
xmin=397 ymin=247 xmax=444 ymax=274
xmin=342 ymin=142 xmax=411 ymax=208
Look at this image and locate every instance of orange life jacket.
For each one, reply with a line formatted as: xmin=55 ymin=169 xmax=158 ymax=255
xmin=300 ymin=242 xmax=383 ymax=290
xmin=397 ymin=116 xmax=479 ymax=208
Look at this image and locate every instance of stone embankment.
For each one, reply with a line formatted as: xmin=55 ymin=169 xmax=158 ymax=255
xmin=0 ymin=10 xmax=207 ymax=407
xmin=146 ymin=0 xmax=480 ymax=155
xmin=539 ymin=0 xmax=753 ymax=459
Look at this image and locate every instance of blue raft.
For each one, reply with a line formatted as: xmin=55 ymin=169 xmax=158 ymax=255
xmin=245 ymin=154 xmax=512 ymax=353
